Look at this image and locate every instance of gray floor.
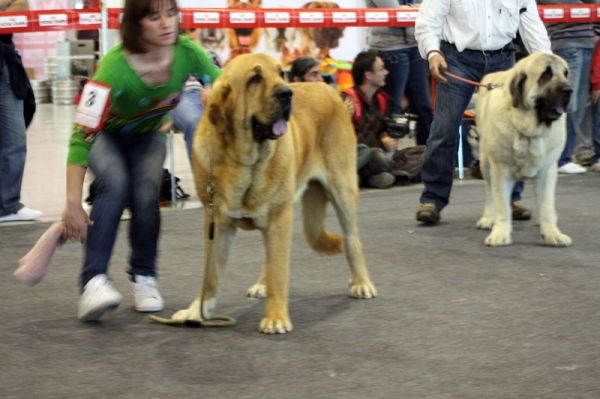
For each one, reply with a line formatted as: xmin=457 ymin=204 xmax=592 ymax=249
xmin=1 ymin=174 xmax=599 ymax=399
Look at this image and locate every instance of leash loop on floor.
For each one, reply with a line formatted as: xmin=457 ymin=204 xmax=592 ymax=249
xmin=150 ymin=151 xmax=236 ymax=328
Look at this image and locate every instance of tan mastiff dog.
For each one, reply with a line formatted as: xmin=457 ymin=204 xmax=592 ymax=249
xmin=476 ymin=52 xmax=572 ymax=247
xmin=172 ymin=54 xmax=377 ymax=334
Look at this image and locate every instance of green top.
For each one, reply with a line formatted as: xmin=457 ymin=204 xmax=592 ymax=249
xmin=67 ymin=35 xmax=222 ymax=167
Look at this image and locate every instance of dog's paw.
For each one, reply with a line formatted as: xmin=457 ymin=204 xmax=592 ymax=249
xmin=259 ymin=317 xmax=293 ymax=334
xmin=485 ymin=232 xmax=512 ymax=247
xmin=349 ymin=281 xmax=377 ymax=299
xmin=476 ymin=217 xmax=494 ymax=230
xmin=171 ymin=298 xmax=216 ymax=321
xmin=246 ymin=283 xmax=266 ymax=299
xmin=542 ymin=233 xmax=572 ymax=247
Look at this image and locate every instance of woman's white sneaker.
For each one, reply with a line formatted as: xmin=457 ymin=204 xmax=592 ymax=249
xmin=78 ymin=274 xmax=123 ymax=321
xmin=130 ymin=275 xmax=164 ymax=312
xmin=591 ymin=161 xmax=600 ymax=172
xmin=0 ymin=207 xmax=43 ymax=222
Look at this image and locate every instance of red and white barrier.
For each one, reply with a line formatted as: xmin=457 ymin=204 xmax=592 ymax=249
xmin=2 ymin=5 xmax=600 ymax=34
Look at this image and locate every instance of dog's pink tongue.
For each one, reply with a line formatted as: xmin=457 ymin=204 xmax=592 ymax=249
xmin=272 ymin=118 xmax=288 ymax=137
xmin=557 ymin=106 xmax=566 ymax=114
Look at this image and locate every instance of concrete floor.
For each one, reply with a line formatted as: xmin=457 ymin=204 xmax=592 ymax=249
xmin=2 ymin=167 xmax=599 ymax=398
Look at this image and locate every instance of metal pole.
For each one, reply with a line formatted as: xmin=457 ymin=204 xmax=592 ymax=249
xmin=101 ymin=0 xmax=109 ymax=57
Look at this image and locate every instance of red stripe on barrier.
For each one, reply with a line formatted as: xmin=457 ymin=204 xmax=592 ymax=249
xmin=2 ymin=5 xmax=600 ymax=34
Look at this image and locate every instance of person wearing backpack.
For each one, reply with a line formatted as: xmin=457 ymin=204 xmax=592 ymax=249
xmin=341 ymin=50 xmax=425 ymax=188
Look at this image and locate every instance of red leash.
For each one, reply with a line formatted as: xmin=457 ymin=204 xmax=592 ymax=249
xmin=444 ymin=70 xmax=496 ymax=90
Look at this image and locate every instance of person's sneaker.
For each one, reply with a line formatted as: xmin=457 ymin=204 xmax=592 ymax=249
xmin=591 ymin=160 xmax=600 ymax=172
xmin=0 ymin=207 xmax=43 ymax=223
xmin=367 ymin=172 xmax=395 ymax=189
xmin=78 ymin=274 xmax=123 ymax=321
xmin=511 ymin=201 xmax=532 ymax=221
xmin=416 ymin=203 xmax=440 ymax=223
xmin=130 ymin=275 xmax=164 ymax=312
xmin=557 ymin=162 xmax=587 ymax=174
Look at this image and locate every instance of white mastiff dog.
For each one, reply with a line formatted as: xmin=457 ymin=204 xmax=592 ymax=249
xmin=475 ymin=53 xmax=573 ymax=247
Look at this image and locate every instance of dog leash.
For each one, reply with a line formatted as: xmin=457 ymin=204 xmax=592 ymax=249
xmin=150 ymin=151 xmax=236 ymax=328
xmin=443 ymin=70 xmax=500 ymax=90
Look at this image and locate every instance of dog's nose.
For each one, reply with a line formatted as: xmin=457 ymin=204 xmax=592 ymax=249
xmin=562 ymin=87 xmax=573 ymax=103
xmin=276 ymin=87 xmax=293 ymax=103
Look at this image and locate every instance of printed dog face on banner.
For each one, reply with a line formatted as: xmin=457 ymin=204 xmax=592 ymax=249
xmin=227 ymin=0 xmax=263 ymax=62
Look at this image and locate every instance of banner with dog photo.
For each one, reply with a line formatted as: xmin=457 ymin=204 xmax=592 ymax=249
xmin=178 ymin=0 xmax=365 ymax=79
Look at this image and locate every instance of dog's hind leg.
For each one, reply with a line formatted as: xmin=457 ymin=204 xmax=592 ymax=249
xmin=302 ymin=181 xmax=343 ymax=254
xmin=247 ymin=268 xmax=267 ymax=299
xmin=248 ymin=181 xmax=346 ymax=300
xmin=171 ymin=211 xmax=237 ymax=322
xmin=326 ymin=178 xmax=377 ymax=299
xmin=533 ymin=166 xmax=572 ymax=247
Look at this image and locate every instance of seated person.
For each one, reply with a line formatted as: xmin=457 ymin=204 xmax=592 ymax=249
xmin=290 ymin=56 xmax=366 ymax=173
xmin=341 ymin=50 xmax=422 ymax=189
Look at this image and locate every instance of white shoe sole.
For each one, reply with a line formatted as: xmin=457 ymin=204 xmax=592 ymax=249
xmin=78 ymin=299 xmax=122 ymax=321
xmin=134 ymin=302 xmax=164 ymax=313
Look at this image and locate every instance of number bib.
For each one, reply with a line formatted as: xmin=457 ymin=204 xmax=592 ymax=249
xmin=73 ymin=81 xmax=112 ymax=130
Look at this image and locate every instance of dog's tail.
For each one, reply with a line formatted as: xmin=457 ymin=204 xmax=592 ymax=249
xmin=301 ymin=181 xmax=343 ymax=255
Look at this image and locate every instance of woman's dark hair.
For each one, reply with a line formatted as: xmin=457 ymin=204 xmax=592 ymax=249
xmin=352 ymin=50 xmax=379 ymax=86
xmin=289 ymin=56 xmax=320 ymax=81
xmin=120 ymin=0 xmax=179 ymax=54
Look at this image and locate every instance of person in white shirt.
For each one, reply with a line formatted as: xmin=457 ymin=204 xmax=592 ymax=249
xmin=414 ymin=0 xmax=551 ymax=223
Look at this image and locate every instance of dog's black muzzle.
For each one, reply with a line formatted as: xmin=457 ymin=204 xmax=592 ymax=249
xmin=252 ymin=87 xmax=293 ymax=141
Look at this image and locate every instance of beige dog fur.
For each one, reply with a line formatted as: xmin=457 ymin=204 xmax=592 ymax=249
xmin=172 ymin=54 xmax=377 ymax=334
xmin=475 ymin=52 xmax=573 ymax=247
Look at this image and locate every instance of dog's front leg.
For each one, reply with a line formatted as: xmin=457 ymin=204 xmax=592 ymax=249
xmin=258 ymin=203 xmax=294 ymax=334
xmin=476 ymin=156 xmax=495 ymax=230
xmin=171 ymin=210 xmax=236 ymax=322
xmin=534 ymin=166 xmax=572 ymax=247
xmin=485 ymin=166 xmax=514 ymax=247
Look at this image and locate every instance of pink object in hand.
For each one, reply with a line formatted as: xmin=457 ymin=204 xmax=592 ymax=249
xmin=14 ymin=222 xmax=66 ymax=286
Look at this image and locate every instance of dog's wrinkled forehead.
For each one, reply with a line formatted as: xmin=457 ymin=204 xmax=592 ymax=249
xmin=535 ymin=54 xmax=570 ymax=85
xmin=224 ymin=54 xmax=286 ymax=87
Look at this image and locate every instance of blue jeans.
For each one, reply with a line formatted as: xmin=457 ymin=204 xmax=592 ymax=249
xmin=553 ymin=48 xmax=592 ymax=166
xmin=171 ymin=88 xmax=204 ymax=165
xmin=590 ymin=99 xmax=600 ymax=164
xmin=420 ymin=41 xmax=523 ymax=210
xmin=379 ymin=47 xmax=433 ymax=146
xmin=0 ymin=58 xmax=26 ymax=217
xmin=81 ymin=130 xmax=166 ymax=286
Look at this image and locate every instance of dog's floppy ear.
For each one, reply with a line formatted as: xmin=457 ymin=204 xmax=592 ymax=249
xmin=510 ymin=71 xmax=527 ymax=109
xmin=208 ymin=79 xmax=232 ymax=128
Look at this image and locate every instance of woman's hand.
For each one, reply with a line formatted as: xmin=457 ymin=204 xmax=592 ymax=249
xmin=63 ymin=164 xmax=92 ymax=244
xmin=62 ymin=201 xmax=93 ymax=244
